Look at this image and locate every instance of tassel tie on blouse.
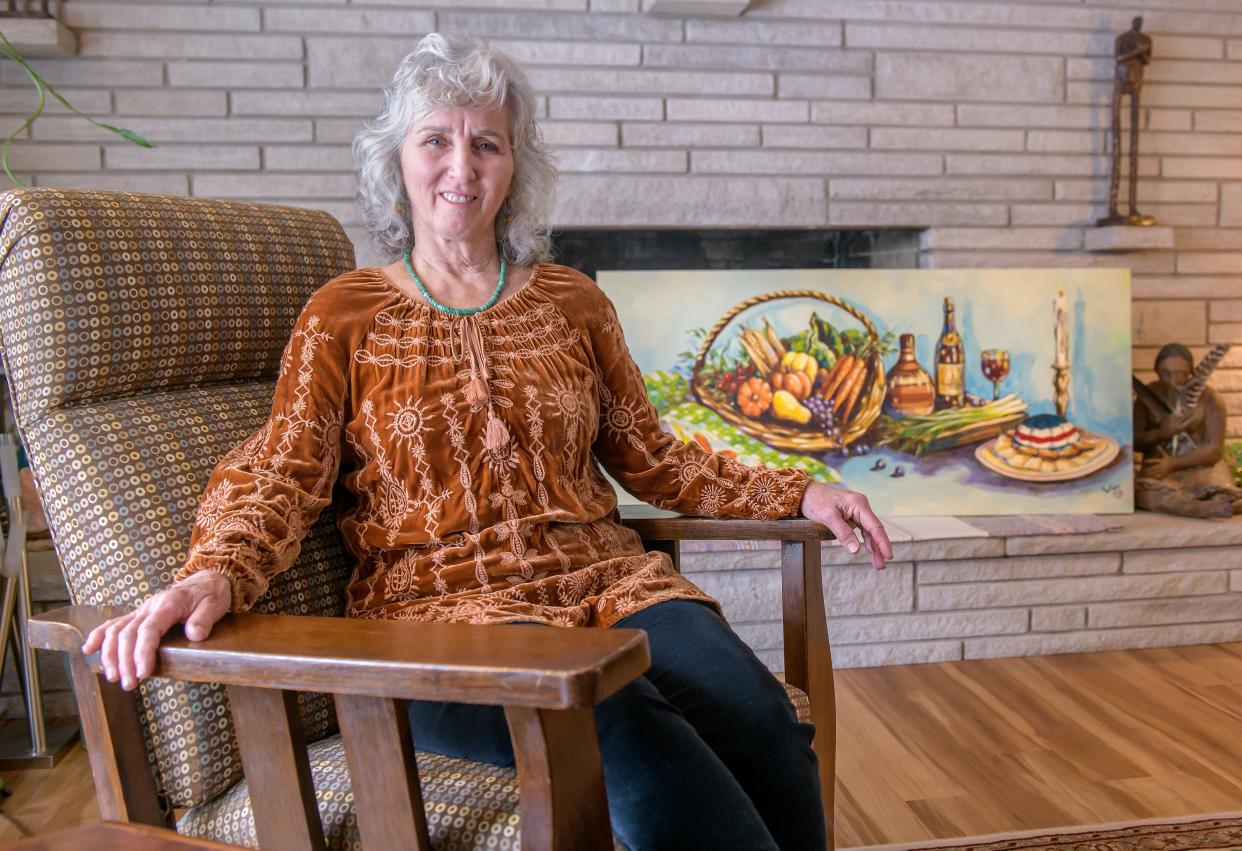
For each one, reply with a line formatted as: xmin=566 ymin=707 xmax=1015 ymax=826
xmin=453 ymin=314 xmax=510 ymax=453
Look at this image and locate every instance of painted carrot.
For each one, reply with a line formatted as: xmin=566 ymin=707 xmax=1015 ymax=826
xmin=839 ymin=362 xmax=871 ymax=423
xmin=819 ymin=355 xmax=855 ymax=401
xmin=831 ymin=357 xmax=866 ymax=410
xmin=692 ymin=431 xmax=713 ymax=453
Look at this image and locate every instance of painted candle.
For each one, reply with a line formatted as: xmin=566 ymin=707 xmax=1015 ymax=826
xmin=1053 ymin=288 xmax=1069 ymax=367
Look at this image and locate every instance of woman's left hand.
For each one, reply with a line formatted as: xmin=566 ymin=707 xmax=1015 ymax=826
xmin=800 ymin=482 xmax=894 ymax=571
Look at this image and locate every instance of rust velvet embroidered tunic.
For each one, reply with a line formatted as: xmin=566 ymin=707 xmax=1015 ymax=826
xmin=176 ymin=264 xmax=811 ymax=628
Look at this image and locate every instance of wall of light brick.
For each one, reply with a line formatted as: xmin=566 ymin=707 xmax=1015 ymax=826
xmin=7 ymin=1 xmax=1241 ymax=425
xmin=3 ymin=1 xmax=1242 ymax=683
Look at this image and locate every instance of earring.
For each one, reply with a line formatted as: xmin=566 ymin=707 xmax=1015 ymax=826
xmin=394 ymin=201 xmax=408 ymax=214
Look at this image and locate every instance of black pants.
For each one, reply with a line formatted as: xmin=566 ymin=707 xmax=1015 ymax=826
xmin=406 ymin=599 xmax=826 ymax=850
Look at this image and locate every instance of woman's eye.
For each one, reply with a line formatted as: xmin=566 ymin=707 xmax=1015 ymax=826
xmin=477 ymin=141 xmax=498 ymax=152
xmin=425 ymin=136 xmax=443 ymax=147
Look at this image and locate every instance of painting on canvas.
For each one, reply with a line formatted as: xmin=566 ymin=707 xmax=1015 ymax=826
xmin=598 ymin=268 xmax=1133 ymax=516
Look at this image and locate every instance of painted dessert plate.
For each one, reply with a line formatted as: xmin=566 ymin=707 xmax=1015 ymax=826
xmin=975 ymin=431 xmax=1121 ymax=483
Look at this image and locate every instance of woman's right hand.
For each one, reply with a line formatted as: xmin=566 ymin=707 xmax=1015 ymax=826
xmin=81 ymin=569 xmax=232 ymax=692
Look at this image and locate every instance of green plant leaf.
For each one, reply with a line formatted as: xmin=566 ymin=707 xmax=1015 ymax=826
xmin=0 ymin=28 xmax=154 ymax=183
xmin=96 ymin=123 xmax=153 ymax=148
xmin=0 ymin=42 xmax=46 ymax=188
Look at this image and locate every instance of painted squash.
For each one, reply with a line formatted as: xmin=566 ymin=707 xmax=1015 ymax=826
xmin=770 ymin=370 xmax=813 ymax=400
xmin=737 ymin=377 xmax=773 ymax=418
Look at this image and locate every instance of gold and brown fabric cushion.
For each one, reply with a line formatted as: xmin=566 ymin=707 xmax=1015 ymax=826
xmin=0 ymin=188 xmax=355 ymax=807
xmin=179 ymin=739 xmax=524 ymax=851
xmin=29 ymin=382 xmax=351 ymax=805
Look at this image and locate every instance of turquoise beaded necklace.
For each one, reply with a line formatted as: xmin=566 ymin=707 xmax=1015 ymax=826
xmin=403 ymin=247 xmax=506 ymax=316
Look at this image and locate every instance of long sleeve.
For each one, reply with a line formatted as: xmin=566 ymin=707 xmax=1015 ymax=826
xmin=175 ymin=291 xmax=349 ymax=611
xmin=587 ymin=284 xmax=810 ymax=520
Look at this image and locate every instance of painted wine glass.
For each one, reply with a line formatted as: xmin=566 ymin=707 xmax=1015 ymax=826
xmin=981 ymin=348 xmax=1010 ymax=400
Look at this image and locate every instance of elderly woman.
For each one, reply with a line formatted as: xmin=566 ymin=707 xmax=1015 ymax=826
xmin=85 ymin=33 xmax=891 ymax=850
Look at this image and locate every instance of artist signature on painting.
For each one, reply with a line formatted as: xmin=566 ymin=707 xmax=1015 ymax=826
xmin=1101 ymin=483 xmax=1124 ymax=499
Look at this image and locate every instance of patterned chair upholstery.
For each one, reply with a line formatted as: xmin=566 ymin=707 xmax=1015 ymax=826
xmin=0 ymin=188 xmax=812 ymax=850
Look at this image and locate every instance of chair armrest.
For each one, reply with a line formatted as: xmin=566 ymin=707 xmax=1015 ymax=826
xmin=618 ymin=504 xmax=835 ymax=542
xmin=30 ymin=605 xmax=650 ymax=710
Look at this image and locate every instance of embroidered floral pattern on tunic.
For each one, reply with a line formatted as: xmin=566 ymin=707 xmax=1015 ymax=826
xmin=355 ymin=303 xmax=582 ymax=370
xmin=546 ymin=375 xmax=594 ymax=490
xmin=195 ymin=481 xmax=235 ymax=532
xmin=697 ymin=484 xmax=727 ymax=516
xmin=179 ymin=265 xmax=810 ymax=627
xmin=441 ymin=394 xmax=480 ymax=535
xmin=359 ymin=400 xmax=415 ymax=545
xmin=180 ymin=311 xmax=344 ymax=611
xmin=522 ymin=386 xmax=551 ymax=511
xmin=387 ymin=547 xmax=421 ymax=599
xmin=270 ymin=316 xmax=336 ymax=471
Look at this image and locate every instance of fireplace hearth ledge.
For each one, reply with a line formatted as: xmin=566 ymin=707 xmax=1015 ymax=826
xmin=678 ymin=512 xmax=1242 ymax=670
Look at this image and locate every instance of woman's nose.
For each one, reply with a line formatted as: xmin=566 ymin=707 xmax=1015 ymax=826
xmin=447 ymin=144 xmax=477 ymax=180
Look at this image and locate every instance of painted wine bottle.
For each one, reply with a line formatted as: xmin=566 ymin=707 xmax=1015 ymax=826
xmin=884 ymin=332 xmax=936 ymax=416
xmin=934 ymin=296 xmax=965 ymax=409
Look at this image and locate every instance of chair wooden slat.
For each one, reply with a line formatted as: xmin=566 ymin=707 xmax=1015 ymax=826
xmin=66 ymin=657 xmax=169 ymax=828
xmin=335 ymin=695 xmax=432 ymax=851
xmin=226 ymin=686 xmax=325 ymax=851
xmin=506 ymin=707 xmax=611 ymax=851
xmin=781 ymin=539 xmax=837 ymax=846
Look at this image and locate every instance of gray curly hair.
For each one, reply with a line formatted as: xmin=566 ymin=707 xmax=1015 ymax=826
xmin=353 ymin=33 xmax=555 ymax=265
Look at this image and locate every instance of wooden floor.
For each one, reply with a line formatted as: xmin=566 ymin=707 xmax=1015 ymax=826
xmin=0 ymin=737 xmax=97 ymax=843
xmin=835 ymin=640 xmax=1242 ymax=847
xmin=3 ymin=642 xmax=1242 ymax=847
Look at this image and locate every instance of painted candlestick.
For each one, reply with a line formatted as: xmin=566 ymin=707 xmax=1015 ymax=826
xmin=1053 ymin=288 xmax=1071 ymax=418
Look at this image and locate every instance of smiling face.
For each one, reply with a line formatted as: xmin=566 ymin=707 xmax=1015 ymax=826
xmin=400 ymin=103 xmax=515 ymax=252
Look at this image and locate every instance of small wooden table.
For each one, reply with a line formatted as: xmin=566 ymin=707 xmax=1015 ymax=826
xmin=5 ymin=821 xmax=234 ymax=850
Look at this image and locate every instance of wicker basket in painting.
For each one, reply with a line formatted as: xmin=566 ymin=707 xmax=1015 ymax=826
xmin=689 ymin=289 xmax=886 ymax=452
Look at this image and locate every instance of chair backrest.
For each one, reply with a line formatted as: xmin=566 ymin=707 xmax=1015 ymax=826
xmin=0 ymin=188 xmax=357 ymax=808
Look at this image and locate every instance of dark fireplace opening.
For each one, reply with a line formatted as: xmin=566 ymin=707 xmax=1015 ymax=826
xmin=550 ymin=229 xmax=923 ymax=279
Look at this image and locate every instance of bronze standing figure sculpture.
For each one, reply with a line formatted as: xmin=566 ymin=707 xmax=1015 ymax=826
xmin=1098 ymin=16 xmax=1156 ymax=227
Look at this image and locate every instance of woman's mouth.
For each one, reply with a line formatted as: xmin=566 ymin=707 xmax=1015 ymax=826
xmin=439 ymin=191 xmax=477 ymax=204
